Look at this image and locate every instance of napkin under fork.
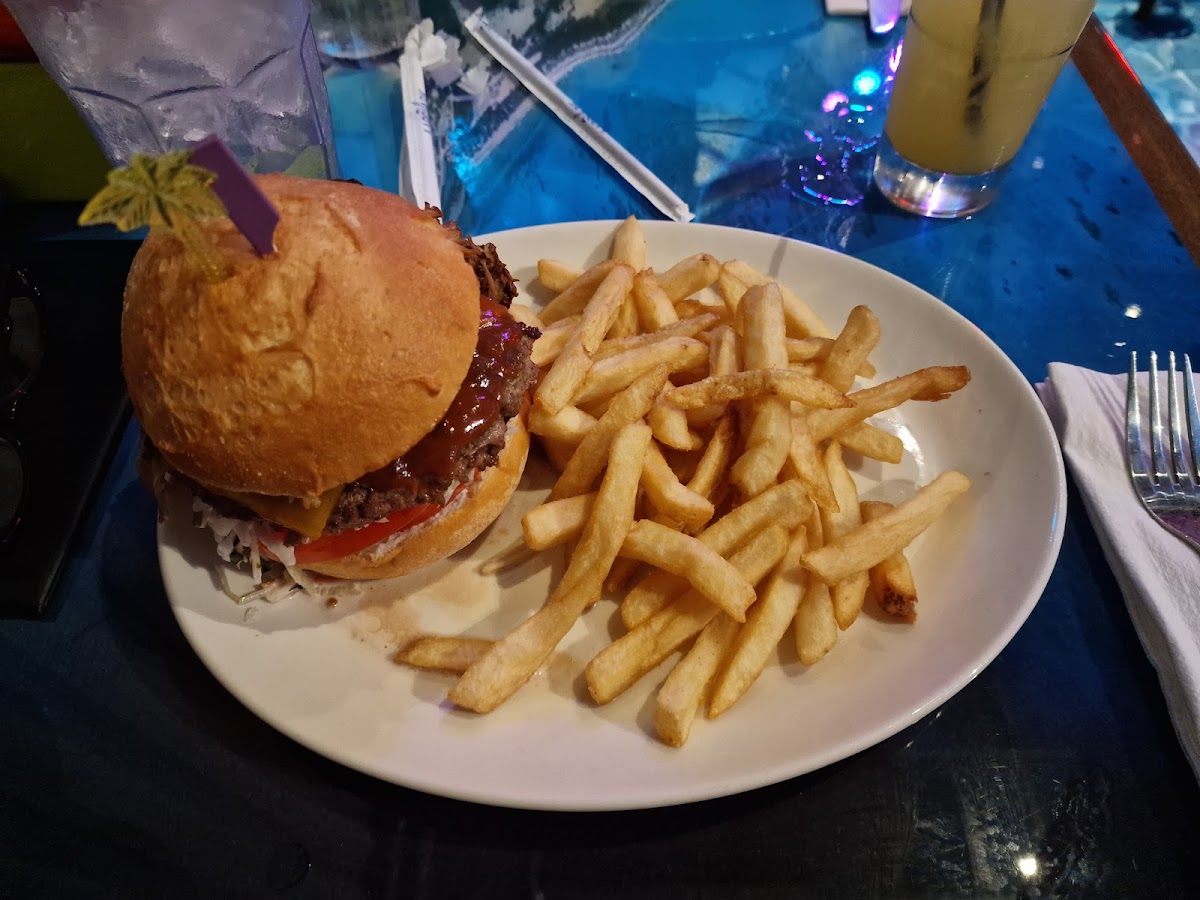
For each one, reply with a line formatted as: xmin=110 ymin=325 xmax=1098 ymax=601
xmin=1039 ymin=362 xmax=1200 ymax=781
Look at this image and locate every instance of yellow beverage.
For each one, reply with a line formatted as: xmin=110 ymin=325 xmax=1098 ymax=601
xmin=885 ymin=0 xmax=1095 ymax=176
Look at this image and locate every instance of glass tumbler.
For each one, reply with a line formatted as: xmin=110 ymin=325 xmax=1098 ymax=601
xmin=873 ymin=0 xmax=1095 ymax=218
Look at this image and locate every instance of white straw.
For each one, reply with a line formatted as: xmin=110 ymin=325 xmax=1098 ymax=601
xmin=398 ymin=27 xmax=442 ymax=210
xmin=463 ymin=10 xmax=694 ymax=223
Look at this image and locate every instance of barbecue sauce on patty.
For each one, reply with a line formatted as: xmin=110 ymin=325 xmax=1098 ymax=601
xmin=357 ymin=297 xmax=534 ymax=495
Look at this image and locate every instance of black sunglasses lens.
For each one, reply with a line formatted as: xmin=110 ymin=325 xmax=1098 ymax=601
xmin=0 ymin=438 xmax=23 ymax=540
xmin=1 ymin=295 xmax=42 ymax=402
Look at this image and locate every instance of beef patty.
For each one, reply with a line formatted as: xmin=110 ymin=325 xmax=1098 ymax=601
xmin=326 ymin=302 xmax=538 ymax=533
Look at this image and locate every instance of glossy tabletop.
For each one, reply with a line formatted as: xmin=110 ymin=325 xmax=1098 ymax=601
xmin=4 ymin=1 xmax=1200 ymax=896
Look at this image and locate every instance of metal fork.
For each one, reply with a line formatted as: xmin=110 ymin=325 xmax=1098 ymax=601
xmin=1126 ymin=351 xmax=1200 ymax=552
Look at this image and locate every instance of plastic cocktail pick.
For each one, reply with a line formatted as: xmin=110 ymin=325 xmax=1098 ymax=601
xmin=78 ymin=151 xmax=230 ymax=282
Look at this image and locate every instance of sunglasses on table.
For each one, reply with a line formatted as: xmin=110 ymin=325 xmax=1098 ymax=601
xmin=1 ymin=264 xmax=44 ymax=545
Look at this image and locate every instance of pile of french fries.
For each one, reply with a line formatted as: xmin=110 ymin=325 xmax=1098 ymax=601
xmin=398 ymin=217 xmax=973 ymax=747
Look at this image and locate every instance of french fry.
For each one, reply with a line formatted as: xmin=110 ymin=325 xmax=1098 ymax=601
xmin=608 ymin=295 xmax=640 ymax=338
xmin=535 ymin=264 xmax=635 ymax=414
xmin=453 ymin=234 xmax=977 ymax=741
xmin=604 ymin=555 xmax=645 ymax=594
xmin=655 ymin=613 xmax=740 ymax=747
xmin=537 ymin=258 xmax=583 ymax=293
xmin=673 ymin=297 xmax=721 ymax=320
xmin=648 ymin=395 xmax=704 ymax=451
xmin=794 ymin=578 xmax=838 ymax=665
xmin=593 ymin=314 xmax=719 ymax=361
xmin=785 ymin=336 xmax=834 ymax=363
xmin=574 ymin=265 xmax=635 ymax=355
xmin=538 ymin=258 xmax=618 ymax=324
xmin=620 ymin=569 xmax=690 ymax=630
xmin=860 ymin=500 xmax=919 ymax=622
xmin=818 ymin=305 xmax=881 ymax=393
xmin=397 ymin=636 xmax=493 ymax=673
xmin=656 ymin=253 xmax=720 ymax=302
xmin=631 ymin=270 xmax=680 ymax=332
xmin=807 ymin=366 xmax=972 ymax=442
xmin=716 ymin=268 xmax=749 ymax=317
xmin=685 ymin=414 xmax=736 ymax=503
xmin=696 ymin=478 xmax=812 ymax=553
xmin=550 ymin=365 xmax=669 ymax=500
xmin=721 ymin=259 xmax=833 ymax=338
xmin=685 ymin=324 xmax=739 ymax=429
xmin=530 ymin=315 xmax=580 ymax=367
xmin=587 ymin=524 xmax=790 ymax=705
xmin=663 ymin=368 xmax=851 ymax=410
xmin=522 ymin=492 xmax=596 ymax=550
xmin=787 ymin=406 xmax=838 ymax=512
xmin=610 ymin=215 xmax=647 ymax=270
xmin=576 ymin=394 xmax=614 ymax=421
xmin=450 ymin=422 xmax=652 ymax=713
xmin=793 ymin=508 xmax=838 ymax=665
xmin=803 ymin=471 xmax=971 ymax=584
xmin=619 ymin=479 xmax=812 ymax=627
xmin=730 ymin=284 xmax=791 ymax=497
xmin=508 ymin=303 xmax=544 ymax=331
xmin=527 ymin=404 xmax=597 ymax=444
xmin=620 ymin=520 xmax=755 ymax=622
xmin=572 ymin=338 xmax=707 ymax=405
xmin=604 ymin=495 xmax=661 ymax=593
xmin=839 ymin=421 xmax=904 ymax=465
xmin=821 ymin=441 xmax=869 ymax=629
xmin=641 ymin=444 xmax=715 ymax=531
xmin=784 ymin=337 xmax=876 ymax=379
xmin=662 ymin=446 xmax=701 ymax=484
xmin=708 ymin=527 xmax=809 ymax=718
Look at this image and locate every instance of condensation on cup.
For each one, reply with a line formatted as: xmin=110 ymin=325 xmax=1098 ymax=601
xmin=5 ymin=0 xmax=340 ymax=178
xmin=310 ymin=0 xmax=421 ymax=63
xmin=872 ymin=0 xmax=1095 ymax=218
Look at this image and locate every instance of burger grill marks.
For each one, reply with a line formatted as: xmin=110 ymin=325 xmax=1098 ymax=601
xmin=325 ymin=298 xmax=539 ymax=533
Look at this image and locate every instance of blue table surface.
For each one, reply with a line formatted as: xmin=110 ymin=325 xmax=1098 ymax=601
xmin=4 ymin=2 xmax=1200 ymax=897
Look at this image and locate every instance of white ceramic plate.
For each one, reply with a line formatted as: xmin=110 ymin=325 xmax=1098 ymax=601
xmin=162 ymin=221 xmax=1066 ymax=811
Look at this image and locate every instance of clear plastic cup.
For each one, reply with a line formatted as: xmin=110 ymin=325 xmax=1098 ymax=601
xmin=5 ymin=0 xmax=339 ymax=177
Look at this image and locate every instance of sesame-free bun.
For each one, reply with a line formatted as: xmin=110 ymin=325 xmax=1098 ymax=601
xmin=122 ymin=175 xmax=481 ymax=499
xmin=303 ymin=411 xmax=529 ymax=580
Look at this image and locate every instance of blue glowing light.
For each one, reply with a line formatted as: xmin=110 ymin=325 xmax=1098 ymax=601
xmin=852 ymin=68 xmax=882 ymax=96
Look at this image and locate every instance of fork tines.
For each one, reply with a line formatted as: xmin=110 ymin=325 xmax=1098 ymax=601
xmin=1127 ymin=350 xmax=1200 ymax=499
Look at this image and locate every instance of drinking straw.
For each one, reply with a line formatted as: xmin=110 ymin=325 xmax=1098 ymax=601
xmin=463 ymin=10 xmax=694 ymax=223
xmin=965 ymin=0 xmax=1007 ymax=133
xmin=398 ymin=26 xmax=441 ymax=211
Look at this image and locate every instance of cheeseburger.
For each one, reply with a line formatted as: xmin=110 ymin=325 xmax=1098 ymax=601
xmin=125 ymin=175 xmax=539 ymax=583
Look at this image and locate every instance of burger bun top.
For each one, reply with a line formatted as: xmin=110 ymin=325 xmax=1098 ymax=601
xmin=122 ymin=175 xmax=481 ymax=499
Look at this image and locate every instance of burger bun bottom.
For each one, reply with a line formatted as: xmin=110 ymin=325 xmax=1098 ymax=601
xmin=303 ymin=412 xmax=530 ymax=581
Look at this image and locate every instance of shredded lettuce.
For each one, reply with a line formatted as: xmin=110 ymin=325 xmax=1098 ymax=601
xmin=191 ymin=495 xmax=362 ymax=604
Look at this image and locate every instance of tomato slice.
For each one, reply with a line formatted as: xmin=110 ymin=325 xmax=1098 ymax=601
xmin=262 ymin=483 xmax=468 ymax=567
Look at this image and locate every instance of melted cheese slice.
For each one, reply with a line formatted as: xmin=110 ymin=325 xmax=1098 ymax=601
xmin=210 ymin=485 xmax=343 ymax=539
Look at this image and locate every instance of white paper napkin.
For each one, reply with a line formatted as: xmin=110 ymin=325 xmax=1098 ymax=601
xmin=1038 ymin=362 xmax=1200 ymax=779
